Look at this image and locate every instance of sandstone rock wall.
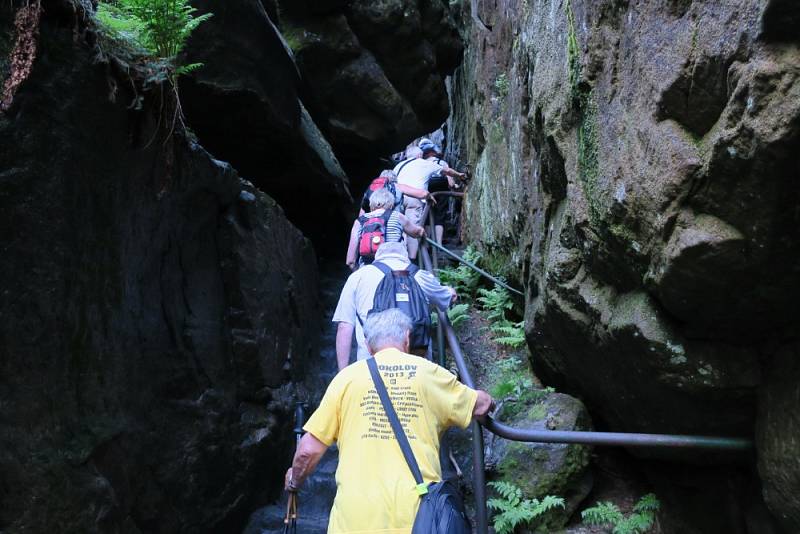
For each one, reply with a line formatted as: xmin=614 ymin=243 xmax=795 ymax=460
xmin=274 ymin=0 xmax=464 ymax=181
xmin=449 ymin=0 xmax=799 ymax=529
xmin=181 ymin=0 xmax=354 ymax=251
xmin=0 ymin=7 xmax=319 ymax=532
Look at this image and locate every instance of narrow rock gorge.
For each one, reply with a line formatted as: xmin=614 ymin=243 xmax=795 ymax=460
xmin=1 ymin=0 xmax=798 ymax=532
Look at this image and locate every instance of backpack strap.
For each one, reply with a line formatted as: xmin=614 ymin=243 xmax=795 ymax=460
xmin=396 ymin=158 xmax=415 ymax=177
xmin=371 ymin=261 xmax=393 ymax=277
xmin=407 ymin=264 xmax=419 ymax=276
xmin=366 ymin=357 xmax=428 ymax=496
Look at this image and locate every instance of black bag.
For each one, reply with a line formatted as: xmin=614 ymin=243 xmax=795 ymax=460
xmin=366 ymin=357 xmax=471 ymax=534
xmin=368 ymin=262 xmax=431 ymax=350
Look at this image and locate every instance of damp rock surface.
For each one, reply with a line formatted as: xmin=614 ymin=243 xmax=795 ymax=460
xmin=0 ymin=12 xmax=319 ymax=533
xmin=449 ymin=0 xmax=799 ymax=530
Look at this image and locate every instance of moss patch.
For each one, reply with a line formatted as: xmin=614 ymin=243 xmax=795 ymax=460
xmin=577 ymin=91 xmax=602 ymax=224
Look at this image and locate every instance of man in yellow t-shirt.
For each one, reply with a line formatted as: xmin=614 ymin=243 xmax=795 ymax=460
xmin=284 ymin=308 xmax=494 ymax=533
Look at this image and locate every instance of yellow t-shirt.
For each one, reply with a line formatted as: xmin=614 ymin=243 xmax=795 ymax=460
xmin=304 ymin=348 xmax=478 ymax=534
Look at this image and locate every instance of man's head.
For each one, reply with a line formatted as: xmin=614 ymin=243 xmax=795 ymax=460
xmin=374 ymin=242 xmax=409 ymax=262
xmin=418 ymin=140 xmax=441 ymax=158
xmin=369 ymin=188 xmax=395 ymax=211
xmin=364 ymin=308 xmax=412 ymax=354
xmin=405 ymin=146 xmax=423 ymax=159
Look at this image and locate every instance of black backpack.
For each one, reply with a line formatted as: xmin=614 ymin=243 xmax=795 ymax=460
xmin=367 ymin=262 xmax=431 ymax=350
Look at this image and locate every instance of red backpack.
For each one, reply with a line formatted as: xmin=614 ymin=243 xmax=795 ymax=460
xmin=361 ymin=177 xmax=402 ymax=213
xmin=358 ymin=210 xmax=394 ymax=263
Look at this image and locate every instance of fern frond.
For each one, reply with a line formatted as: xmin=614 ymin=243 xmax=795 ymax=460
xmin=582 ymin=501 xmax=624 ymax=526
xmin=531 ymin=495 xmax=566 ymax=515
xmin=613 ymin=512 xmax=654 ymax=534
xmin=491 ymin=320 xmax=526 ymax=348
xmin=633 ymin=493 xmax=660 ymax=513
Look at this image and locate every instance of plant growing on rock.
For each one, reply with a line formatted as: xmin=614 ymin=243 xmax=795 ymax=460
xmin=487 ymin=480 xmax=564 ymax=534
xmin=96 ymin=0 xmax=211 ymax=71
xmin=94 ymin=0 xmax=211 ymax=119
xmin=436 ymin=245 xmax=482 ymax=299
xmin=581 ymin=493 xmax=661 ymax=534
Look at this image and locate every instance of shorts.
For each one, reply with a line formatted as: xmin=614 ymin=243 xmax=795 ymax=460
xmin=403 ymin=196 xmax=425 ymax=226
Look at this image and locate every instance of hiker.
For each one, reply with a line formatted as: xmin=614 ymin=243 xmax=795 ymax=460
xmin=284 ymin=308 xmax=495 ymax=533
xmin=334 ymin=242 xmax=457 ymax=370
xmin=345 ymin=188 xmax=426 ymax=270
xmin=393 ymin=146 xmax=465 ymax=259
xmin=419 ymin=139 xmax=467 ymax=245
xmin=358 ymin=169 xmax=430 ymax=217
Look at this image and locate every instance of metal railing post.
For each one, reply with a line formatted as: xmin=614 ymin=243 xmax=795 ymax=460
xmin=471 ymin=422 xmax=488 ymax=534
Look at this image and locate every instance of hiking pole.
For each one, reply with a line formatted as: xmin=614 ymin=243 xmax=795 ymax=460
xmin=422 ymin=237 xmax=524 ymax=297
xmin=283 ymin=491 xmax=297 ymax=534
xmin=294 ymin=401 xmax=306 ymax=447
xmin=283 ymin=401 xmax=306 ymax=534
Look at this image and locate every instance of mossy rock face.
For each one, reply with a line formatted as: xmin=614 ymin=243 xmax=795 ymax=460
xmin=451 ymin=5 xmax=800 ymax=529
xmin=488 ymin=393 xmax=593 ymax=531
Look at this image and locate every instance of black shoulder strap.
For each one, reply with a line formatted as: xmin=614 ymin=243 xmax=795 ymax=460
xmin=366 ymin=357 xmax=427 ymax=494
xmin=382 ymin=209 xmax=394 ymax=224
xmin=396 ymin=158 xmax=415 ymax=177
xmin=356 ymin=263 xmax=391 ymax=327
xmin=407 ymin=263 xmax=419 ymax=276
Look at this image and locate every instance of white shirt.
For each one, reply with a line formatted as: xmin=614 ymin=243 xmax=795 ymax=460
xmin=332 ymin=248 xmax=453 ymax=360
xmin=393 ymin=158 xmax=444 ymax=191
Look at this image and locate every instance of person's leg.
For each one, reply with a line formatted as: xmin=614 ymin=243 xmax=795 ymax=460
xmin=403 ymin=196 xmax=424 ymax=259
xmin=435 ymin=225 xmax=444 ymax=244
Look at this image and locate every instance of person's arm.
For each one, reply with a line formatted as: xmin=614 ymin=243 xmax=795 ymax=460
xmin=473 ymin=390 xmax=495 ymax=422
xmin=442 ymin=167 xmax=466 ymax=180
xmin=397 ymin=183 xmax=435 ymax=202
xmin=398 ymin=212 xmax=425 ymax=238
xmin=285 ymin=432 xmax=329 ymax=491
xmin=345 ymin=219 xmax=360 ymax=270
xmin=415 ymin=270 xmax=456 ymax=311
xmin=336 ymin=321 xmax=355 ymax=371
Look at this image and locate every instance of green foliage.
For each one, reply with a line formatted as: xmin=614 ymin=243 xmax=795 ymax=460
xmin=436 ymin=246 xmax=482 ymax=299
xmin=491 ymin=320 xmax=526 ymax=348
xmin=477 ymin=284 xmax=513 ymax=323
xmin=491 ymin=373 xmax=532 ymax=399
xmin=447 ymin=303 xmax=470 ymax=327
xmin=488 ymin=481 xmax=565 ymax=534
xmin=431 ymin=303 xmax=470 ymax=328
xmin=95 ymin=0 xmax=212 ymax=82
xmin=581 ymin=494 xmax=661 ymax=534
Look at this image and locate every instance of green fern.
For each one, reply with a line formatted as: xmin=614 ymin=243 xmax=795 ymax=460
xmin=436 ymin=246 xmax=482 ymax=299
xmin=633 ymin=493 xmax=660 ymax=514
xmin=582 ymin=494 xmax=660 ymax=534
xmin=432 ymin=303 xmax=470 ymax=328
xmin=491 ymin=320 xmax=526 ymax=348
xmin=487 ymin=481 xmax=565 ymax=534
xmin=477 ymin=284 xmax=513 ymax=323
xmin=95 ymin=0 xmax=212 ymax=82
xmin=582 ymin=502 xmax=625 ymax=526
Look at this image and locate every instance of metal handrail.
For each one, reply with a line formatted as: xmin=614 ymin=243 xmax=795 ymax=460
xmin=415 ymin=219 xmax=753 ymax=534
